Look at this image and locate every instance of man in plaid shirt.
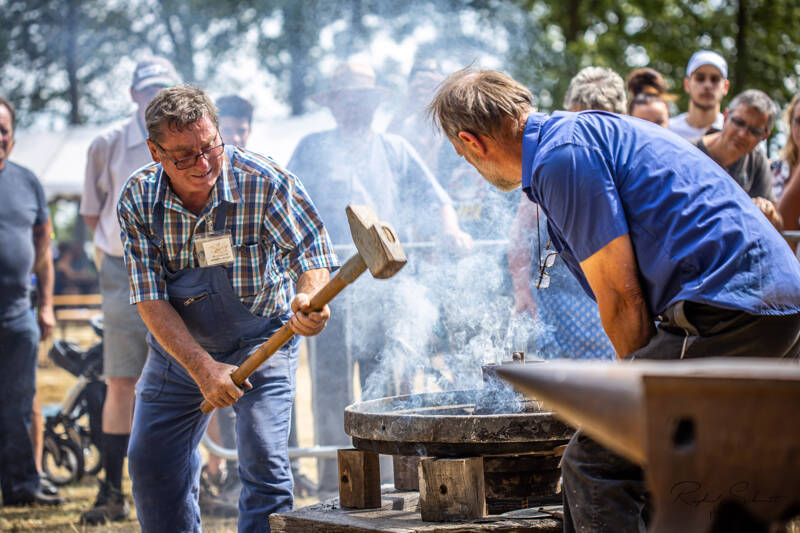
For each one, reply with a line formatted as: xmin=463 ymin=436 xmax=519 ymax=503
xmin=117 ymin=85 xmax=338 ymax=533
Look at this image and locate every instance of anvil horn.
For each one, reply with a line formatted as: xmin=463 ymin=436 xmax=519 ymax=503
xmin=495 ymin=361 xmax=647 ymax=465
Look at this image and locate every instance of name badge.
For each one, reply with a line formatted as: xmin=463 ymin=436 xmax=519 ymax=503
xmin=195 ymin=232 xmax=235 ymax=267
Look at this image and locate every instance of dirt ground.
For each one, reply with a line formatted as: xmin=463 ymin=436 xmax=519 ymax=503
xmin=0 ymin=325 xmax=324 ymax=533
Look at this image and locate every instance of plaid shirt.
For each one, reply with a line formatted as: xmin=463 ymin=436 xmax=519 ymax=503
xmin=117 ymin=146 xmax=339 ymax=317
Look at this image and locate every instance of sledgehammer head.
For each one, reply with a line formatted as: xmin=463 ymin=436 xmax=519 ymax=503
xmin=346 ymin=205 xmax=407 ymax=279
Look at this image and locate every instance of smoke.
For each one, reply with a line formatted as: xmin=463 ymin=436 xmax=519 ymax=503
xmin=354 ymin=241 xmax=552 ymax=404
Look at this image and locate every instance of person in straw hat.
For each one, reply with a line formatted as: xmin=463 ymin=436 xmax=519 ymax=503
xmin=287 ymin=61 xmax=472 ymax=493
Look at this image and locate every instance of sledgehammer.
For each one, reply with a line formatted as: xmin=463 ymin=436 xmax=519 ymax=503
xmin=200 ymin=204 xmax=407 ymax=414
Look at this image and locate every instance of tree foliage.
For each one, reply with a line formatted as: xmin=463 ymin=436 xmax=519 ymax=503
xmin=0 ymin=0 xmax=138 ymax=124
xmin=508 ymin=0 xmax=800 ymax=114
xmin=1 ymin=0 xmax=798 ymax=125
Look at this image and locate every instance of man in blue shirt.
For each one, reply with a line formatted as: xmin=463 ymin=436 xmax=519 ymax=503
xmin=0 ymin=95 xmax=60 ymax=506
xmin=429 ymin=68 xmax=800 ymax=532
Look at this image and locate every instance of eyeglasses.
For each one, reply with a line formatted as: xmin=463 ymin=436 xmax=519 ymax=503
xmin=535 ymin=204 xmax=558 ymax=290
xmin=152 ymin=136 xmax=225 ymax=170
xmin=729 ymin=116 xmax=767 ymax=138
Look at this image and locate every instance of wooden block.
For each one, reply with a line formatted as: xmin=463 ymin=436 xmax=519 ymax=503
xmin=392 ymin=455 xmax=420 ymax=491
xmin=338 ymin=448 xmax=381 ymax=509
xmin=418 ymin=456 xmax=486 ymax=521
xmin=53 ymin=293 xmax=102 ymax=307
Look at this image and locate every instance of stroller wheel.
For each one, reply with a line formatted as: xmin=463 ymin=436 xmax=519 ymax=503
xmin=42 ymin=433 xmax=85 ymax=486
xmin=81 ymin=429 xmax=103 ymax=476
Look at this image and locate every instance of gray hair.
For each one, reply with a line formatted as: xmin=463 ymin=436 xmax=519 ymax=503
xmin=563 ymin=66 xmax=627 ymax=114
xmin=145 ymin=85 xmax=219 ymax=143
xmin=428 ymin=67 xmax=534 ymax=141
xmin=727 ymin=89 xmax=779 ymax=132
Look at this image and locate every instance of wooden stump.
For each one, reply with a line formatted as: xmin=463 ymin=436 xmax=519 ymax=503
xmin=392 ymin=455 xmax=420 ymax=491
xmin=338 ymin=448 xmax=381 ymax=509
xmin=418 ymin=457 xmax=486 ymax=521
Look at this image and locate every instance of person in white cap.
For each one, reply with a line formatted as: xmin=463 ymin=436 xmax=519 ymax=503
xmin=79 ymin=56 xmax=180 ymax=525
xmin=669 ymin=50 xmax=730 ymax=140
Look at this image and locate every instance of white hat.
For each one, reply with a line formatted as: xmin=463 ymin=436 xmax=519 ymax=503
xmin=132 ymin=57 xmax=180 ymax=91
xmin=312 ymin=62 xmax=388 ymax=107
xmin=686 ymin=50 xmax=728 ymax=79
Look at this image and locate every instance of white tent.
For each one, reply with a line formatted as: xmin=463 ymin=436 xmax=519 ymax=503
xmin=10 ymin=110 xmax=337 ymax=200
xmin=12 ymin=125 xmax=109 ymax=198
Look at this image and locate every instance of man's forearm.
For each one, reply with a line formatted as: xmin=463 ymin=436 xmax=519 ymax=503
xmin=137 ymin=299 xmax=214 ymax=379
xmin=83 ymin=214 xmax=100 ymax=231
xmin=508 ymin=200 xmax=536 ymax=291
xmin=580 ymin=233 xmax=655 ymax=359
xmin=597 ymin=294 xmax=655 ymax=359
xmin=34 ymin=247 xmax=54 ymax=308
xmin=296 ymin=267 xmax=330 ymax=296
xmin=439 ymin=204 xmax=462 ymax=236
xmin=33 ymin=222 xmax=54 ymax=307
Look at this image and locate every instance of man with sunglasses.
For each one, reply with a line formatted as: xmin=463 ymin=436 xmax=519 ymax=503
xmin=692 ymin=89 xmax=782 ymax=228
xmin=117 ymin=85 xmax=338 ymax=532
xmin=79 ymin=56 xmax=180 ymax=524
xmin=430 ymin=67 xmax=800 ymax=533
xmin=669 ymin=50 xmax=729 ymax=140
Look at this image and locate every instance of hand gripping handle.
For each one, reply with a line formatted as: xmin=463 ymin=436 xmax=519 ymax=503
xmin=199 ymin=254 xmax=368 ymax=414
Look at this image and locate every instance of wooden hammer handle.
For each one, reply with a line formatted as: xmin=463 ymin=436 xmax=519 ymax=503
xmin=199 ymin=254 xmax=368 ymax=414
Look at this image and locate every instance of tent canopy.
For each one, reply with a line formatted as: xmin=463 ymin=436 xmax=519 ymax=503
xmin=10 ymin=111 xmax=337 ymax=200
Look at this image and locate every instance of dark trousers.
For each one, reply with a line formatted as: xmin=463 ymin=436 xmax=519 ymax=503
xmin=0 ymin=310 xmax=40 ymax=501
xmin=561 ymin=301 xmax=800 ymax=533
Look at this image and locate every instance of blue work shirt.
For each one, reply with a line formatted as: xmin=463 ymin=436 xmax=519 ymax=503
xmin=521 ymin=111 xmax=800 ymax=316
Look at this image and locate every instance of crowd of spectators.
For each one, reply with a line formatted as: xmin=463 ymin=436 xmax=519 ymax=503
xmin=1 ymin=45 xmax=799 ymax=525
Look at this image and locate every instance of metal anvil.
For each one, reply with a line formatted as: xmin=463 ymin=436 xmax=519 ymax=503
xmin=496 ymin=358 xmax=800 ymax=533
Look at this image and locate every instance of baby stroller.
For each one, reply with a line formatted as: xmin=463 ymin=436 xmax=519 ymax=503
xmin=42 ymin=315 xmax=106 ymax=486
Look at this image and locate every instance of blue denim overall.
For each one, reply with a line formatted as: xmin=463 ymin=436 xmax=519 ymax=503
xmin=128 ymin=200 xmax=298 ymax=533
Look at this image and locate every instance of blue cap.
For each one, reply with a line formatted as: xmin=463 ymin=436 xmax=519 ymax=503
xmin=686 ymin=50 xmax=728 ymax=79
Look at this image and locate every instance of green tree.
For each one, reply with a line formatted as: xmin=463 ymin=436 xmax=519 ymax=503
xmin=0 ymin=0 xmax=138 ymax=124
xmin=128 ymin=0 xmax=263 ymax=84
xmin=506 ymin=0 xmax=800 ymax=115
xmin=0 ymin=0 xmax=269 ymax=125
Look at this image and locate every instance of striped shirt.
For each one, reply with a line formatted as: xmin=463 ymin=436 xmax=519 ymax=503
xmin=117 ymin=146 xmax=339 ymax=317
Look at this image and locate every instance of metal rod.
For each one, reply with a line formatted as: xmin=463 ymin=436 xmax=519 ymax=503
xmin=201 ymin=434 xmax=341 ymax=460
xmin=332 ymin=239 xmax=509 ymax=254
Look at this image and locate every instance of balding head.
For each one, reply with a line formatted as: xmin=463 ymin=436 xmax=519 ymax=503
xmin=428 ymin=68 xmax=533 ymax=142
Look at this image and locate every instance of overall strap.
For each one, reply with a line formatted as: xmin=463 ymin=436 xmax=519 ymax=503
xmin=151 ymin=201 xmax=166 ymax=254
xmin=213 ymin=201 xmax=229 ymax=233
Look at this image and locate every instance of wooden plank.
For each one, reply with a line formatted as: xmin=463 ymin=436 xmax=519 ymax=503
xmin=338 ymin=448 xmax=381 ymax=509
xmin=418 ymin=457 xmax=486 ymax=522
xmin=483 ymin=454 xmax=561 ymax=500
xmin=53 ymin=293 xmax=102 ymax=306
xmin=55 ymin=308 xmax=102 ymax=321
xmin=393 ymin=456 xmax=420 ymax=491
xmin=269 ymin=489 xmax=561 ymax=532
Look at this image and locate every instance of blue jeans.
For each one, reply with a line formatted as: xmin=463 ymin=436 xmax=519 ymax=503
xmin=0 ymin=310 xmax=40 ymax=501
xmin=128 ymin=340 xmax=298 ymax=532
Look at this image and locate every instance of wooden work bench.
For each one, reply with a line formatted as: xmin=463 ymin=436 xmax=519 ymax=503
xmin=269 ymin=488 xmax=562 ymax=533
